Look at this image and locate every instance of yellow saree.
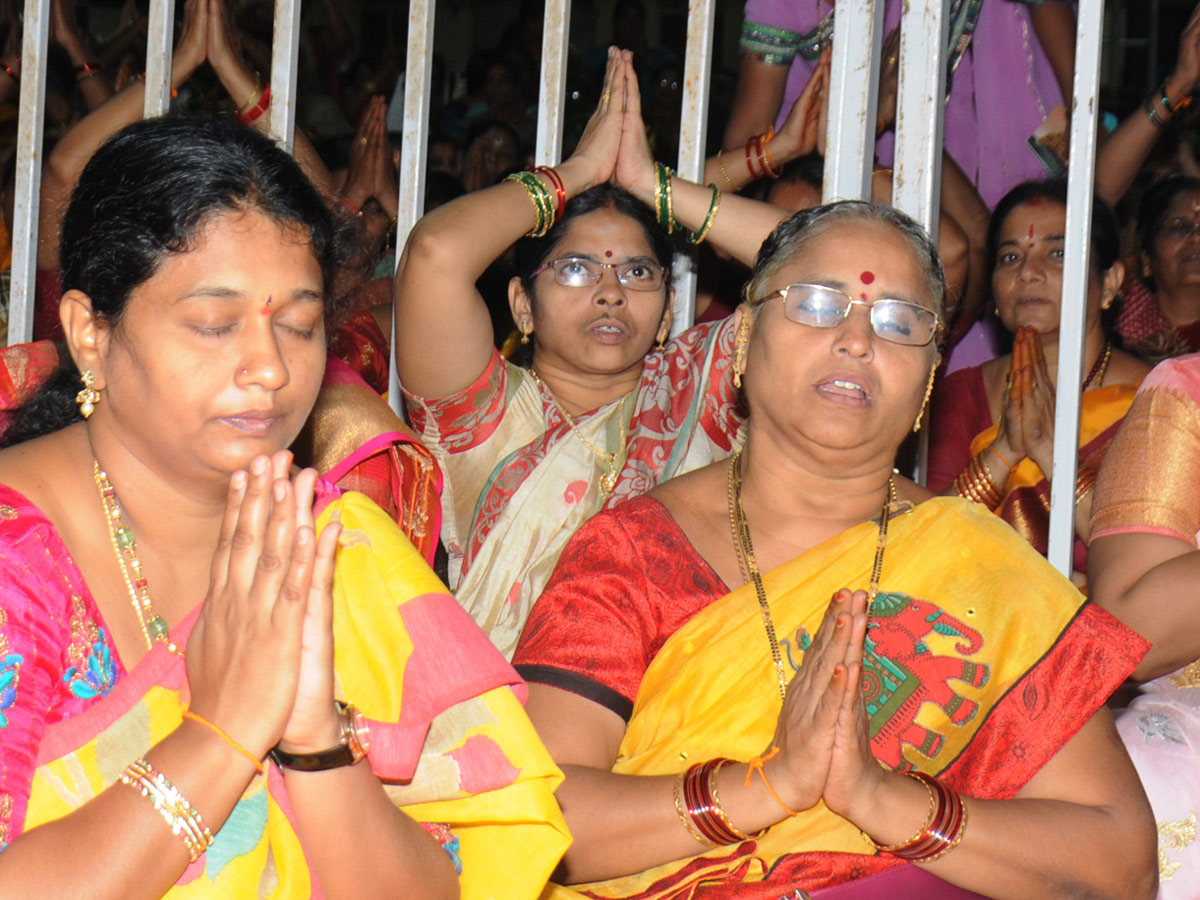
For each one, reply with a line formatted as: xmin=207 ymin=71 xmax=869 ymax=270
xmin=969 ymin=382 xmax=1140 ymax=572
xmin=540 ymin=498 xmax=1144 ymax=899
xmin=20 ymin=492 xmax=569 ymax=899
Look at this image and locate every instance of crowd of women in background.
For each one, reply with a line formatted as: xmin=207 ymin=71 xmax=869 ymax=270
xmin=0 ymin=0 xmax=1197 ymax=897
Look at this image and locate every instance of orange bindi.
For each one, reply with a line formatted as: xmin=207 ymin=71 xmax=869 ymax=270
xmin=261 ymin=297 xmax=273 ymax=315
xmin=860 ymin=270 xmax=874 ymax=284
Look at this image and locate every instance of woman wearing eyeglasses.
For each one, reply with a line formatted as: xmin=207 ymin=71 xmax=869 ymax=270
xmin=926 ymin=180 xmax=1149 ymax=585
xmin=394 ymin=50 xmax=819 ymax=657
xmin=511 ymin=192 xmax=1155 ymax=898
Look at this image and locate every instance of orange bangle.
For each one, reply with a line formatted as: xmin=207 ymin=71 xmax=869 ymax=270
xmin=182 ymin=710 xmax=264 ymax=775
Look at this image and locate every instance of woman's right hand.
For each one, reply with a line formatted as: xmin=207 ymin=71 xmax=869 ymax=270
xmin=761 ymin=589 xmax=859 ymax=815
xmin=773 ymin=48 xmax=829 ymax=162
xmin=566 ymin=47 xmax=626 ymax=191
xmin=172 ymin=0 xmax=208 ymax=84
xmin=185 ymin=452 xmax=317 ymax=761
xmin=1167 ymin=2 xmax=1200 ymax=101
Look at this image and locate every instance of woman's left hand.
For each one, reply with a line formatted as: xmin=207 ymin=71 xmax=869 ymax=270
xmin=819 ymin=589 xmax=887 ymax=819
xmin=276 ymin=467 xmax=344 ymax=753
xmin=567 ymin=47 xmax=627 ymax=191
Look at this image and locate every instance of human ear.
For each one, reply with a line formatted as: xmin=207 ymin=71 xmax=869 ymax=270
xmin=60 ymin=290 xmax=110 ymax=387
xmin=507 ymin=276 xmax=534 ymax=339
xmin=1100 ymin=260 xmax=1125 ymax=310
xmin=656 ymin=286 xmax=675 ymax=344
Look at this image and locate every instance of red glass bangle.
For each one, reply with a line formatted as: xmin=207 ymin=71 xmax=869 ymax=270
xmin=744 ymin=136 xmax=762 ymax=179
xmin=238 ymin=84 xmax=271 ymax=125
xmin=533 ymin=166 xmax=566 ymax=220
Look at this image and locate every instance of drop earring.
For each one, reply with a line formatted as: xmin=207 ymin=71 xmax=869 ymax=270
xmin=732 ymin=313 xmax=751 ymax=389
xmin=76 ymin=369 xmax=101 ymax=419
xmin=912 ymin=365 xmax=937 ymax=433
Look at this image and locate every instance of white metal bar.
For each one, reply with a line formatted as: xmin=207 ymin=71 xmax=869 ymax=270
xmin=9 ymin=0 xmax=50 ymax=346
xmin=390 ymin=0 xmax=436 ymax=412
xmin=670 ymin=0 xmax=716 ymax=337
xmin=891 ymin=0 xmax=947 ymax=236
xmin=823 ymin=0 xmax=884 ymax=203
xmin=534 ymin=0 xmax=571 ymax=166
xmin=1048 ymin=1 xmax=1104 ymax=575
xmin=142 ymin=0 xmax=174 ymax=117
xmin=268 ymin=0 xmax=303 ymax=151
xmin=893 ymin=0 xmax=948 ymax=481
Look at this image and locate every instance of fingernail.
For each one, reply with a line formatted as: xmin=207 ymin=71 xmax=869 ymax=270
xmin=274 ymin=481 xmax=286 ymax=501
xmin=231 ymin=471 xmax=247 ymax=489
xmin=836 ymin=615 xmax=846 ymax=628
xmin=833 ymin=664 xmax=845 ymax=678
xmin=251 ymin=456 xmax=267 ymax=475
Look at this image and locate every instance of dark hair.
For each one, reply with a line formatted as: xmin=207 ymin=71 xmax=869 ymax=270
xmin=4 ymin=116 xmax=341 ymax=447
xmin=986 ymin=178 xmax=1122 ymax=275
xmin=462 ymin=116 xmax=523 ymax=165
xmin=745 ymin=200 xmax=947 ymax=323
xmin=511 ymin=183 xmax=674 ymax=293
xmin=1137 ymin=172 xmax=1200 ymax=264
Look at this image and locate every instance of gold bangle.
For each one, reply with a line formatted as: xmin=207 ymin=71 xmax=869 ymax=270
xmin=235 ymin=73 xmax=264 ymax=117
xmin=673 ymin=770 xmax=719 ymax=846
xmin=120 ymin=757 xmax=214 ymax=862
xmin=708 ymin=759 xmax=755 ymax=841
xmin=716 ymin=149 xmax=737 ymax=190
xmin=686 ymin=184 xmax=721 ymax=245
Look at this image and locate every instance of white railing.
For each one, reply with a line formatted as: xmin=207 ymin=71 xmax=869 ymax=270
xmin=6 ymin=0 xmax=1101 ymax=577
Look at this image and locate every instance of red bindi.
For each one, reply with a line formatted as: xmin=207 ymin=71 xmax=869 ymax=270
xmin=1027 ymin=224 xmax=1036 ymax=240
xmin=859 ymin=270 xmax=874 ymax=284
xmin=605 ymin=250 xmax=614 ymax=258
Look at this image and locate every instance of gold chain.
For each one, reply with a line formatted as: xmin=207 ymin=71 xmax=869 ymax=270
xmin=528 ymin=368 xmax=629 ymax=498
xmin=1083 ymin=341 xmax=1113 ymax=391
xmin=93 ymin=461 xmax=183 ymax=656
xmin=727 ymin=450 xmax=895 ymax=703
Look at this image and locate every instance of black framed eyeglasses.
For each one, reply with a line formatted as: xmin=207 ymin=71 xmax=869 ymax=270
xmin=760 ymin=283 xmax=942 ymax=347
xmin=532 ymin=256 xmax=667 ymax=291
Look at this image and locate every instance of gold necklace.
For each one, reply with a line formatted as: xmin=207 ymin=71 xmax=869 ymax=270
xmin=1082 ymin=340 xmax=1113 ymax=391
xmin=528 ymin=368 xmax=629 ymax=498
xmin=727 ymin=450 xmax=896 ymax=702
xmin=93 ymin=461 xmax=183 ymax=656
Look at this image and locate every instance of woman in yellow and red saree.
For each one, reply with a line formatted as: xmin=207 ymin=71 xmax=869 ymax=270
xmin=514 ymin=155 xmax=1157 ymax=898
xmin=0 ymin=116 xmax=567 ymax=899
xmin=928 ymin=180 xmax=1149 ymax=582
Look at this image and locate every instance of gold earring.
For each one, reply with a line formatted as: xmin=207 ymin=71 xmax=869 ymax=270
xmin=519 ymin=323 xmax=531 ymax=345
xmin=76 ymin=369 xmax=101 ymax=419
xmin=732 ymin=314 xmax=751 ymax=389
xmin=912 ymin=365 xmax=937 ymax=433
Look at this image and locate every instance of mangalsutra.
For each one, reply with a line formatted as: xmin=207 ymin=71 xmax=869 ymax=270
xmin=93 ymin=461 xmax=183 ymax=656
xmin=529 ymin=368 xmax=629 ymax=498
xmin=727 ymin=450 xmax=895 ymax=702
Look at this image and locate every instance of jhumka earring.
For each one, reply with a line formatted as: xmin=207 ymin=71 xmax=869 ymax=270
xmin=732 ymin=314 xmax=751 ymax=389
xmin=76 ymin=369 xmax=101 ymax=419
xmin=912 ymin=366 xmax=937 ymax=433
xmin=520 ymin=324 xmax=531 ymax=346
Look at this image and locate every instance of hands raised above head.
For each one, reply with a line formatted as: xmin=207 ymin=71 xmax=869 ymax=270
xmin=185 ymin=451 xmax=343 ymax=766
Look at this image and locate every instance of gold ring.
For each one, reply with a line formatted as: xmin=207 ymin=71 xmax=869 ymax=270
xmin=1031 ymin=379 xmax=1039 ymax=392
xmin=359 ymin=137 xmax=368 ymax=146
xmin=887 ymin=55 xmax=897 ymax=67
xmin=601 ymin=90 xmax=611 ymax=105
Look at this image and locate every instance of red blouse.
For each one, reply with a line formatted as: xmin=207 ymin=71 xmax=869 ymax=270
xmin=512 ymin=496 xmax=727 ymax=721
